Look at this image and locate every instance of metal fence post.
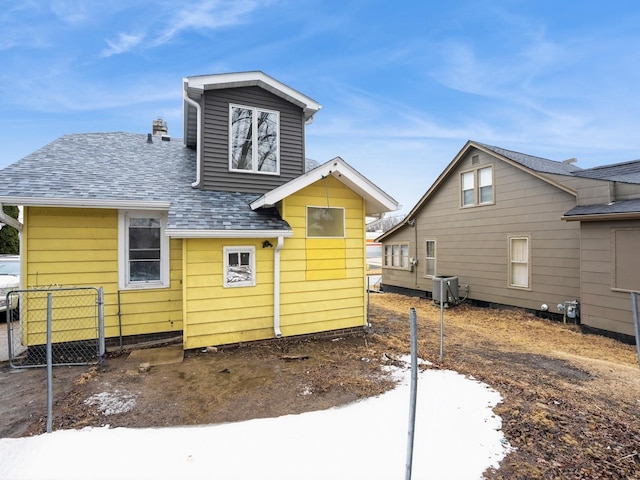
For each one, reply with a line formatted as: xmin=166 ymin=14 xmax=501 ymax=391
xmin=98 ymin=287 xmax=105 ymax=364
xmin=46 ymin=292 xmax=53 ymax=433
xmin=405 ymin=307 xmax=418 ymax=480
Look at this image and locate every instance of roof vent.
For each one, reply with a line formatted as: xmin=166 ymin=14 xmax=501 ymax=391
xmin=147 ymin=133 xmax=153 ymax=143
xmin=161 ymin=135 xmax=171 ymax=142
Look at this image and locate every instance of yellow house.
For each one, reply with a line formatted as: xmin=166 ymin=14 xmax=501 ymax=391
xmin=0 ymin=72 xmax=398 ymax=350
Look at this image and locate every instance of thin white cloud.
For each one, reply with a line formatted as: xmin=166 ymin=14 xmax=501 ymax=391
xmin=101 ymin=32 xmax=145 ymax=57
xmin=153 ymin=0 xmax=263 ymax=46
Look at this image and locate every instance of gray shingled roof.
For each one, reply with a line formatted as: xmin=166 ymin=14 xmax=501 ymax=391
xmin=572 ymin=159 xmax=640 ymax=184
xmin=475 ymin=142 xmax=581 ymax=175
xmin=564 ymin=198 xmax=640 ymax=217
xmin=0 ymin=132 xmax=291 ymax=233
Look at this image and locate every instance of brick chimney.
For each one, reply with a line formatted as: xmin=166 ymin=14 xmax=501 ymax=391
xmin=152 ymin=117 xmax=168 ymax=136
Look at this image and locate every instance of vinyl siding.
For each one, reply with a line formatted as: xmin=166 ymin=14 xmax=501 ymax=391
xmin=279 ymin=176 xmax=367 ymax=335
xmin=182 ymin=237 xmax=275 ymax=349
xmin=200 ymin=86 xmax=305 ymax=193
xmin=382 ymin=149 xmax=581 ymax=312
xmin=580 ymin=220 xmax=640 ymax=336
xmin=22 ymin=207 xmax=183 ymax=345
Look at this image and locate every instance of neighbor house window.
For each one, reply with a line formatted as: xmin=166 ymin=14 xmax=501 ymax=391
xmin=425 ymin=240 xmax=436 ymax=277
xmin=224 ymin=246 xmax=256 ymax=287
xmin=230 ymin=104 xmax=279 ymax=174
xmin=118 ymin=211 xmax=169 ymax=289
xmin=384 ymin=243 xmax=409 ymax=269
xmin=509 ymin=236 xmax=530 ymax=288
xmin=307 ymin=207 xmax=345 ymax=237
xmin=461 ymin=166 xmax=493 ymax=207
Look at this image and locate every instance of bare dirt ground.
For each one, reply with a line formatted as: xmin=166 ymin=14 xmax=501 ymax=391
xmin=2 ymin=293 xmax=640 ymax=479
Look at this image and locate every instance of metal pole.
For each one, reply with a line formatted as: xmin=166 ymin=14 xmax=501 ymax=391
xmin=46 ymin=293 xmax=53 ymax=433
xmin=439 ymin=279 xmax=444 ymax=362
xmin=631 ymin=292 xmax=640 ymax=369
xmin=405 ymin=308 xmax=418 ymax=480
xmin=98 ymin=287 xmax=105 ymax=365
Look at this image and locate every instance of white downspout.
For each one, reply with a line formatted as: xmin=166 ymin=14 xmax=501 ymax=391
xmin=273 ymin=236 xmax=284 ymax=338
xmin=182 ymin=81 xmax=202 ymax=188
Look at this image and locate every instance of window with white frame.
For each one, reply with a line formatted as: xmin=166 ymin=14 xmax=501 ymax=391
xmin=509 ymin=236 xmax=530 ymax=288
xmin=461 ymin=166 xmax=493 ymax=207
xmin=118 ymin=211 xmax=169 ymax=289
xmin=224 ymin=246 xmax=256 ymax=287
xmin=384 ymin=243 xmax=409 ymax=269
xmin=229 ymin=104 xmax=279 ymax=174
xmin=307 ymin=206 xmax=345 ymax=237
xmin=425 ymin=239 xmax=436 ymax=277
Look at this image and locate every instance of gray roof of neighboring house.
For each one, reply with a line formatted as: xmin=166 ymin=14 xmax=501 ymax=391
xmin=564 ymin=198 xmax=640 ymax=217
xmin=0 ymin=132 xmax=291 ymax=232
xmin=476 ymin=142 xmax=582 ymax=176
xmin=572 ymin=159 xmax=640 ymax=184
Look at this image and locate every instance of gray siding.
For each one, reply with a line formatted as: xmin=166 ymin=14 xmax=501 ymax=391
xmin=580 ymin=220 xmax=640 ymax=337
xmin=201 ymin=86 xmax=305 ymax=194
xmin=382 ymin=148 xmax=581 ymax=313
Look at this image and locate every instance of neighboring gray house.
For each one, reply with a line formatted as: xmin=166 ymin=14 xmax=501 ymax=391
xmin=377 ymin=140 xmax=640 ymax=341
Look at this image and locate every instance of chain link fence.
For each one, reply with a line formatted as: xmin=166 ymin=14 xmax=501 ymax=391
xmin=7 ymin=286 xmax=104 ymax=368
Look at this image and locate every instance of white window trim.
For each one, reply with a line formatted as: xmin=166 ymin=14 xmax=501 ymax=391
xmin=424 ymin=239 xmax=436 ymax=278
xmin=383 ymin=242 xmax=410 ymax=270
xmin=118 ymin=210 xmax=170 ymax=290
xmin=229 ymin=103 xmax=280 ymax=175
xmin=508 ymin=234 xmax=531 ymax=290
xmin=223 ymin=246 xmax=256 ymax=288
xmin=306 ymin=206 xmax=346 ymax=238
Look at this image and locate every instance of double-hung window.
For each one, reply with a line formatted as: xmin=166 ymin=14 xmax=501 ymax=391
xmin=425 ymin=240 xmax=436 ymax=277
xmin=461 ymin=166 xmax=493 ymax=207
xmin=230 ymin=104 xmax=279 ymax=174
xmin=224 ymin=246 xmax=256 ymax=287
xmin=509 ymin=235 xmax=530 ymax=289
xmin=119 ymin=211 xmax=169 ymax=289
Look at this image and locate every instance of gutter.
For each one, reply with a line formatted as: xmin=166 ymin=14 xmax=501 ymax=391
xmin=183 ymin=80 xmax=202 ymax=188
xmin=273 ymin=236 xmax=284 ymax=338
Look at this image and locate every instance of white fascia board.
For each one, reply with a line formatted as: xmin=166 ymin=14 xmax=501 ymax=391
xmin=185 ymin=72 xmax=321 ymax=118
xmin=250 ymin=157 xmax=399 ymax=215
xmin=0 ymin=196 xmax=171 ymax=210
xmin=166 ymin=229 xmax=294 ymax=239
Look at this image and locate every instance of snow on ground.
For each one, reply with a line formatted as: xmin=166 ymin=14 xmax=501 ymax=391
xmin=0 ymin=358 xmax=513 ymax=480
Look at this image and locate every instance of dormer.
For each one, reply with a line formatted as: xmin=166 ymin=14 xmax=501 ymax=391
xmin=183 ymin=71 xmax=321 ymax=193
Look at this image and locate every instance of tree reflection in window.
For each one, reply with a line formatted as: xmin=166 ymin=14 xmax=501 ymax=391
xmin=307 ymin=207 xmax=345 ymax=237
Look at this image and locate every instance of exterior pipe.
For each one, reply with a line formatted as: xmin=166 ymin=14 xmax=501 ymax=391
xmin=182 ymin=81 xmax=202 ymax=188
xmin=273 ymin=236 xmax=284 ymax=338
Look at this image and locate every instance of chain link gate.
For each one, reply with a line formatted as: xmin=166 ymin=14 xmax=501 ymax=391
xmin=6 ymin=286 xmax=104 ymax=368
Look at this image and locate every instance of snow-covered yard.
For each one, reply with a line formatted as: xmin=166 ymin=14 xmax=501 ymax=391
xmin=0 ymin=358 xmax=512 ymax=480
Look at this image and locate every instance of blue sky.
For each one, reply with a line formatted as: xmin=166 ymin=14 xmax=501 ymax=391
xmin=2 ymin=1 xmax=640 ymax=215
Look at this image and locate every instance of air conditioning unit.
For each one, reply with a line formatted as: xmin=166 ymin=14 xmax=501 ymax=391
xmin=432 ymin=276 xmax=459 ymax=307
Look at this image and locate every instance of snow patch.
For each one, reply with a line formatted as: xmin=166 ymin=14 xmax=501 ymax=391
xmin=84 ymin=390 xmax=137 ymax=415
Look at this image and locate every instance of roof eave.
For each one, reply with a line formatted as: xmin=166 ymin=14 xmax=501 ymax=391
xmin=166 ymin=228 xmax=294 ymax=238
xmin=0 ymin=196 xmax=171 ymax=210
xmin=562 ymin=212 xmax=640 ymax=222
xmin=250 ymin=157 xmax=399 ymax=216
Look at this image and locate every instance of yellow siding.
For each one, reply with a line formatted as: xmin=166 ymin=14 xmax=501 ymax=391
xmin=183 ymin=238 xmax=275 ymax=349
xmin=279 ymin=176 xmax=366 ymax=337
xmin=22 ymin=207 xmax=182 ymax=345
xmin=182 ymin=176 xmax=368 ymax=349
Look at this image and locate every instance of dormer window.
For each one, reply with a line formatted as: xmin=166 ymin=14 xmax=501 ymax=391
xmin=229 ymin=104 xmax=280 ymax=175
